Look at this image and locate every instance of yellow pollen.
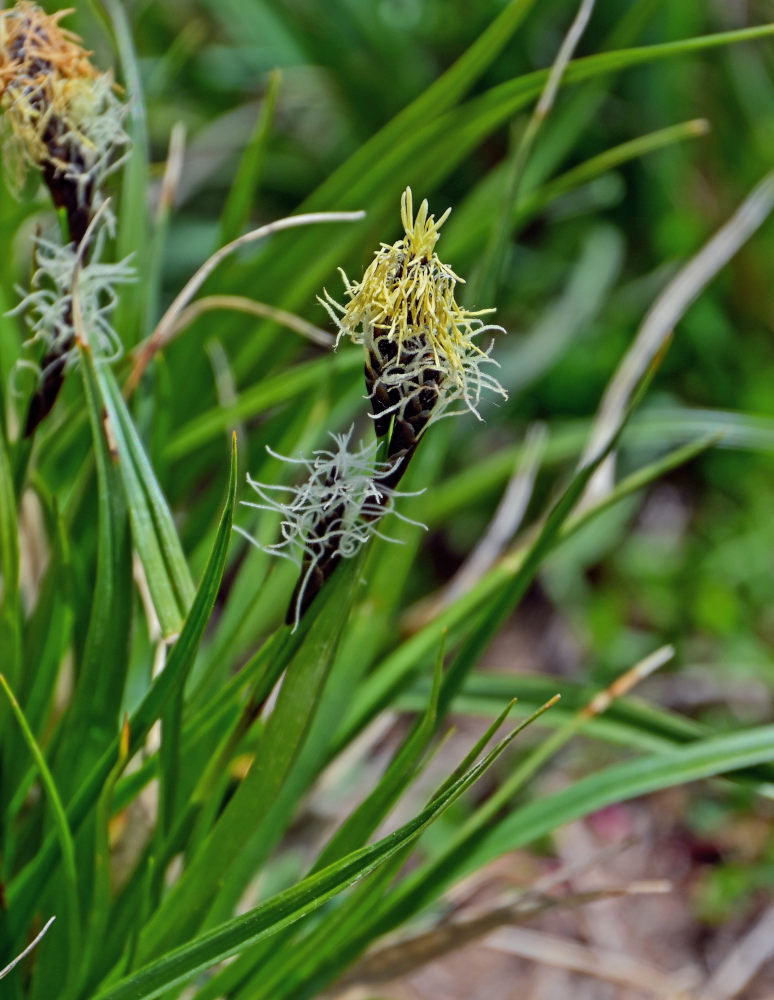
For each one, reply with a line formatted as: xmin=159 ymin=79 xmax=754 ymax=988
xmin=323 ymin=186 xmax=494 ymax=373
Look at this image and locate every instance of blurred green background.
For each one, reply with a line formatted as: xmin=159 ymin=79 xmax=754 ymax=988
xmin=6 ymin=0 xmax=774 ymax=989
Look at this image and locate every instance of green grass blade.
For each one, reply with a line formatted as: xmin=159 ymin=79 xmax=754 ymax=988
xmin=0 ymin=429 xmax=18 ymax=617
xmin=403 ymin=671 xmax=702 ymax=753
xmin=93 ymin=714 xmax=532 ymax=1000
xmin=0 ymin=675 xmax=80 ymax=998
xmin=467 ymin=723 xmax=774 ymax=875
xmin=219 ymin=70 xmax=281 ymax=245
xmin=268 ymin=698 xmax=560 ymax=1000
xmin=233 ymin=21 xmax=774 ymax=365
xmin=0 ymin=428 xmax=20 ymax=690
xmin=19 ymin=495 xmax=72 ymax=736
xmin=166 ymin=350 xmax=360 ymax=461
xmin=286 ymin=0 xmax=540 ymax=214
xmin=430 ymin=696 xmax=517 ymax=804
xmin=207 ymin=644 xmax=449 ymax=1000
xmin=312 ymin=637 xmax=445 ymax=874
xmin=335 ymin=432 xmax=720 ymax=754
xmin=51 ymin=349 xmax=132 ymax=794
xmin=78 ymin=719 xmax=130 ymax=996
xmin=96 ymin=365 xmax=195 ymax=635
xmin=6 ymin=437 xmax=237 ymax=941
xmin=101 ymin=0 xmax=150 ymax=346
xmin=137 ymin=549 xmax=367 ymax=960
xmin=0 ymin=429 xmax=22 ymax=807
xmin=326 ymin=722 xmax=774 ymax=978
xmin=446 ymin=119 xmax=710 ymax=260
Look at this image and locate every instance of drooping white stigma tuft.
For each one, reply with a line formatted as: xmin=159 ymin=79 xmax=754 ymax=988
xmin=236 ymin=426 xmax=425 ymax=630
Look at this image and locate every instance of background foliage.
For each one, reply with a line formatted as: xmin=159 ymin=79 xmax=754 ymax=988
xmin=2 ymin=0 xmax=774 ymax=997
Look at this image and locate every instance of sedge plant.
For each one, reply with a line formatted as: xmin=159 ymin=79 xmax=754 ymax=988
xmin=1 ymin=3 xmax=774 ymax=999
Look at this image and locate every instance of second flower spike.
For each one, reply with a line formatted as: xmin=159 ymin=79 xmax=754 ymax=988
xmin=237 ymin=427 xmax=425 ymax=630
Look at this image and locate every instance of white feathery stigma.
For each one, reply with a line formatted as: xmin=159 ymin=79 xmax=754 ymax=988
xmin=11 ymin=218 xmax=135 ymax=384
xmin=236 ymin=426 xmax=425 ymax=630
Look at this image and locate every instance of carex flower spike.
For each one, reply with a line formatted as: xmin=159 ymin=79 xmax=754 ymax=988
xmin=0 ymin=2 xmax=128 ymax=240
xmin=236 ymin=426 xmax=425 ymax=630
xmin=11 ymin=217 xmax=135 ymax=396
xmin=320 ymin=187 xmax=507 ymax=489
xmin=0 ymin=2 xmax=129 ymax=434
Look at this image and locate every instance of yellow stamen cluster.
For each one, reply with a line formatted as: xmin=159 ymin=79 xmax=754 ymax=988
xmin=321 ymin=187 xmax=494 ymax=371
xmin=320 ymin=188 xmax=507 ymax=435
xmin=0 ymin=2 xmax=123 ymax=192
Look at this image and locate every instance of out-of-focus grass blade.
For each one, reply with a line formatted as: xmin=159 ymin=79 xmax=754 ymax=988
xmin=100 ymin=0 xmax=149 ymax=346
xmin=495 ymin=224 xmax=623 ymax=394
xmin=446 ymin=120 xmax=710 ymax=260
xmin=266 ymin=697 xmax=560 ymax=1000
xmin=236 ymin=21 xmax=774 ymax=365
xmin=0 ymin=429 xmax=18 ymax=615
xmin=78 ymin=717 xmax=130 ymax=997
xmin=219 ymin=69 xmax=281 ymax=245
xmin=143 ymin=124 xmax=186 ymax=339
xmin=402 ymin=670 xmax=702 ymax=753
xmin=0 ymin=438 xmax=21 ymax=733
xmin=464 ymin=0 xmax=667 ymax=219
xmin=465 ymin=723 xmax=774 ymax=876
xmin=0 ymin=429 xmax=22 ymax=812
xmin=313 ymin=638 xmax=445 ymax=874
xmin=319 ymin=722 xmax=774 ymax=984
xmin=52 ymin=348 xmax=132 ymax=794
xmin=19 ymin=494 xmax=72 ymax=736
xmin=0 ymin=674 xmax=80 ymax=998
xmin=166 ymin=350 xmax=360 ymax=460
xmin=280 ymin=0 xmax=541 ymax=213
xmin=420 ymin=410 xmax=774 ymax=527
xmin=96 ymin=366 xmax=194 ymax=635
xmin=92 ymin=712 xmax=534 ymax=1000
xmin=471 ymin=0 xmax=597 ymax=305
xmin=6 ymin=437 xmax=237 ymax=941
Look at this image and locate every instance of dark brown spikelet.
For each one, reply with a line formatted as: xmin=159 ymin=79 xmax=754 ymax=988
xmin=321 ymin=186 xmax=507 ymax=491
xmin=242 ymin=429 xmax=422 ymax=632
xmin=365 ymin=324 xmax=442 ymax=492
xmin=364 ymin=326 xmax=399 ymax=439
xmin=24 ymin=347 xmax=68 ymax=435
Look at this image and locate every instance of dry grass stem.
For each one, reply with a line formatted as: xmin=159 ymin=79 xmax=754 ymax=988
xmin=582 ymin=169 xmax=774 ymax=501
xmin=126 ymin=208 xmax=365 ymax=393
xmin=164 ymin=295 xmax=334 ymax=348
xmin=486 ymin=926 xmax=700 ymax=996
